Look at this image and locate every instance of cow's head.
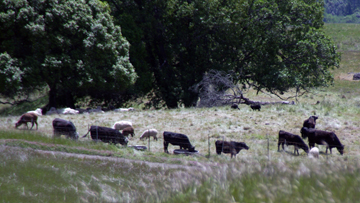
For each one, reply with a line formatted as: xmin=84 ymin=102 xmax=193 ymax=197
xmin=338 ymin=145 xmax=345 ymax=155
xmin=72 ymin=132 xmax=79 ymax=140
xmin=300 ymin=127 xmax=310 ymax=139
xmin=311 ymin=115 xmax=319 ymax=122
xmin=302 ymin=144 xmax=309 ymax=153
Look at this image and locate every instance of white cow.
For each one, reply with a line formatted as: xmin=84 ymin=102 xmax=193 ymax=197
xmin=113 ymin=121 xmax=133 ymax=131
xmin=140 ymin=129 xmax=158 ymax=141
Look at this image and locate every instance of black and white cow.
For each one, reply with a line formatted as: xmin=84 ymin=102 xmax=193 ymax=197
xmin=82 ymin=126 xmax=128 ymax=145
xmin=215 ymin=140 xmax=249 ymax=158
xmin=163 ymin=131 xmax=195 ymax=153
xmin=52 ymin=118 xmax=79 ymax=139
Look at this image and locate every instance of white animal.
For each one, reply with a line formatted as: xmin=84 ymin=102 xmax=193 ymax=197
xmin=140 ymin=129 xmax=158 ymax=141
xmin=114 ymin=107 xmax=135 ymax=112
xmin=113 ymin=121 xmax=133 ymax=131
xmin=27 ymin=108 xmax=42 ymax=116
xmin=45 ymin=107 xmax=79 ymax=115
xmin=309 ymin=147 xmax=319 ymax=158
xmin=61 ymin=108 xmax=79 ymax=115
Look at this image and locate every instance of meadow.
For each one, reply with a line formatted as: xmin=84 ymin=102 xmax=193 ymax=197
xmin=1 ymin=23 xmax=360 ymax=202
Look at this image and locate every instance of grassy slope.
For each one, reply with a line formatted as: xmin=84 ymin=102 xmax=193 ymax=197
xmin=1 ymin=23 xmax=360 ymax=202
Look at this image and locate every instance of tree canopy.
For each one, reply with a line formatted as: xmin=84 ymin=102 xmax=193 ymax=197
xmin=324 ymin=0 xmax=360 ymax=23
xmin=107 ymin=0 xmax=340 ymax=108
xmin=1 ymin=0 xmax=340 ymax=109
xmin=0 ymin=0 xmax=136 ymax=108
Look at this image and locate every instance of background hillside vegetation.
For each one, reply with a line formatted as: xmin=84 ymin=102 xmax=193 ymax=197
xmin=1 ymin=0 xmax=360 ymax=202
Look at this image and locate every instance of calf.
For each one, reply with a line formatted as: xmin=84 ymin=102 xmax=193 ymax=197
xmin=215 ymin=140 xmax=249 ymax=158
xmin=52 ymin=118 xmax=79 ymax=140
xmin=309 ymin=147 xmax=319 ymax=158
xmin=15 ymin=112 xmax=38 ymax=130
xmin=303 ymin=116 xmax=318 ymax=129
xmin=82 ymin=126 xmax=128 ymax=146
xmin=231 ymin=103 xmax=240 ymax=110
xmin=278 ymin=130 xmax=309 ymax=155
xmin=301 ymin=127 xmax=344 ymax=155
xmin=163 ymin=131 xmax=195 ymax=153
xmin=140 ymin=129 xmax=158 ymax=141
xmin=122 ymin=126 xmax=135 ymax=137
xmin=250 ymin=103 xmax=261 ymax=111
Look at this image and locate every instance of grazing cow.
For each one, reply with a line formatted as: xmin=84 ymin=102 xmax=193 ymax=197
xmin=15 ymin=112 xmax=38 ymax=130
xmin=215 ymin=140 xmax=249 ymax=158
xmin=277 ymin=130 xmax=309 ymax=155
xmin=301 ymin=127 xmax=344 ymax=155
xmin=231 ymin=103 xmax=240 ymax=110
xmin=82 ymin=126 xmax=128 ymax=146
xmin=163 ymin=131 xmax=195 ymax=153
xmin=250 ymin=103 xmax=261 ymax=111
xmin=52 ymin=118 xmax=79 ymax=140
xmin=113 ymin=121 xmax=133 ymax=131
xmin=303 ymin=116 xmax=318 ymax=129
xmin=140 ymin=129 xmax=158 ymax=141
xmin=122 ymin=126 xmax=135 ymax=137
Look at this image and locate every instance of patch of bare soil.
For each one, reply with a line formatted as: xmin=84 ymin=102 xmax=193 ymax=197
xmin=336 ymin=73 xmax=359 ymax=81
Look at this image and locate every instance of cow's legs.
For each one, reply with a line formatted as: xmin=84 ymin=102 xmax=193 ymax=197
xmin=30 ymin=119 xmax=34 ymax=130
xmin=163 ymin=141 xmax=169 ymax=153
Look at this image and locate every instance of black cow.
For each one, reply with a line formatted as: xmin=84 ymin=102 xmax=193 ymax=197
xmin=215 ymin=140 xmax=249 ymax=158
xmin=250 ymin=103 xmax=261 ymax=111
xmin=52 ymin=118 xmax=79 ymax=139
xmin=278 ymin=130 xmax=309 ymax=155
xmin=163 ymin=131 xmax=195 ymax=153
xmin=82 ymin=126 xmax=128 ymax=145
xmin=301 ymin=127 xmax=344 ymax=155
xmin=231 ymin=103 xmax=240 ymax=110
xmin=303 ymin=116 xmax=318 ymax=129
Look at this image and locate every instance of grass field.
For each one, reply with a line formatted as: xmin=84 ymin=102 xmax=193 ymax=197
xmin=1 ymin=23 xmax=360 ymax=202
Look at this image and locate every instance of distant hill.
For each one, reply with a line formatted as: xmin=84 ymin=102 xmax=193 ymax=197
xmin=324 ymin=0 xmax=360 ymax=23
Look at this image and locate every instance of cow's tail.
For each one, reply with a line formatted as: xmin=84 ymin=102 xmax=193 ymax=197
xmin=82 ymin=128 xmax=91 ymax=138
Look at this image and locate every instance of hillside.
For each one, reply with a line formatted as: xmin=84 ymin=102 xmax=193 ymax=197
xmin=324 ymin=0 xmax=360 ymax=23
xmin=1 ymin=23 xmax=360 ymax=202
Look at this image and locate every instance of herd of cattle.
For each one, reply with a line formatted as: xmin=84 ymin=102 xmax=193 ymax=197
xmin=14 ymin=109 xmax=345 ymax=158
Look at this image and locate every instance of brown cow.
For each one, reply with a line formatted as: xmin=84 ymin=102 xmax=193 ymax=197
xmin=15 ymin=112 xmax=38 ymax=130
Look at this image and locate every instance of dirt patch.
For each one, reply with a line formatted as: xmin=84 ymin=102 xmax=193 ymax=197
xmin=336 ymin=73 xmax=360 ymax=81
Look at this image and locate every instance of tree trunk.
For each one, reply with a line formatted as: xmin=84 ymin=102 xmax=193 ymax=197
xmin=48 ymin=86 xmax=75 ymax=109
xmin=48 ymin=86 xmax=58 ymax=109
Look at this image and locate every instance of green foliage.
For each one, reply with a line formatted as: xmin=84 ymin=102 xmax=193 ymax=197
xmin=107 ymin=0 xmax=340 ymax=108
xmin=0 ymin=0 xmax=137 ymax=108
xmin=324 ymin=0 xmax=360 ymax=16
xmin=324 ymin=0 xmax=360 ymax=23
xmin=0 ymin=94 xmax=48 ymax=116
